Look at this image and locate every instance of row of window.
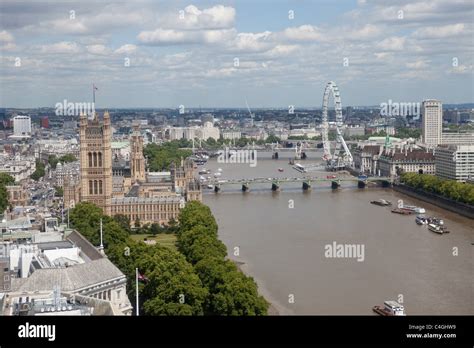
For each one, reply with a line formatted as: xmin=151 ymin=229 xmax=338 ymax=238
xmin=111 ymin=203 xmax=180 ymax=213
xmin=88 ymin=152 xmax=103 ymax=167
xmin=89 ymin=180 xmax=103 ymax=195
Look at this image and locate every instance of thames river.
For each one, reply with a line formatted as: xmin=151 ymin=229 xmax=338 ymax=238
xmin=201 ymin=151 xmax=474 ymax=315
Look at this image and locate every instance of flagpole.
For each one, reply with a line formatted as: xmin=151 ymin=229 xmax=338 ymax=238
xmin=135 ymin=268 xmax=139 ymax=316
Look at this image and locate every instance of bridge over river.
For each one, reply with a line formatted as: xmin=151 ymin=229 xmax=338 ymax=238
xmin=205 ymin=175 xmax=394 ymax=192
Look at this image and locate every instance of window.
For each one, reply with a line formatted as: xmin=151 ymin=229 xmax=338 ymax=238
xmin=88 ymin=152 xmax=92 ymax=167
xmin=99 ymin=180 xmax=103 ymax=194
xmin=89 ymin=180 xmax=93 ymax=194
xmin=93 ymin=152 xmax=97 ymax=167
xmin=94 ymin=180 xmax=98 ymax=194
xmin=98 ymin=152 xmax=102 ymax=167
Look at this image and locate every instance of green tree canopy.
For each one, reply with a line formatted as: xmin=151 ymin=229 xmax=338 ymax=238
xmin=144 ymin=142 xmax=192 ymax=171
xmin=59 ymin=154 xmax=77 ymax=163
xmin=136 ymin=246 xmax=207 ymax=315
xmin=401 ymin=172 xmax=474 ymax=205
xmin=30 ymin=161 xmax=45 ymax=181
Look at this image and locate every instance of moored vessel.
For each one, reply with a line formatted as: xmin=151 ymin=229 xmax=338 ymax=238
xmin=428 ymin=223 xmax=443 ymax=234
xmin=400 ymin=205 xmax=426 ymax=214
xmin=373 ymin=301 xmax=405 ymax=316
xmin=415 ymin=215 xmax=428 ymax=225
xmin=370 ymin=199 xmax=392 ymax=206
xmin=391 ymin=208 xmax=412 ymax=215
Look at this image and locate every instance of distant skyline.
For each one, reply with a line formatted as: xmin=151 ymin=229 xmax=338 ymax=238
xmin=1 ymin=0 xmax=473 ymax=108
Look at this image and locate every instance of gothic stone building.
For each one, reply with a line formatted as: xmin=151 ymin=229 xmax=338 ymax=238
xmin=64 ymin=112 xmax=201 ymax=226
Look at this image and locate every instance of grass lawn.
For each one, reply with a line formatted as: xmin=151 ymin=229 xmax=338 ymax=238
xmin=130 ymin=233 xmax=177 ymax=250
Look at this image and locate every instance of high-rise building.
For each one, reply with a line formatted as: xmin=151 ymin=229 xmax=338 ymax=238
xmin=435 ymin=144 xmax=474 ymax=181
xmin=79 ymin=112 xmax=113 ymax=215
xmin=13 ymin=115 xmax=31 ymax=137
xmin=40 ymin=116 xmax=49 ymax=129
xmin=421 ymin=100 xmax=442 ymax=147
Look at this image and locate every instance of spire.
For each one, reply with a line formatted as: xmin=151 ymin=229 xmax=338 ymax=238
xmin=103 ymin=110 xmax=110 ymax=126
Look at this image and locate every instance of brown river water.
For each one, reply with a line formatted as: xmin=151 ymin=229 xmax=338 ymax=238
xmin=201 ymin=151 xmax=473 ymax=315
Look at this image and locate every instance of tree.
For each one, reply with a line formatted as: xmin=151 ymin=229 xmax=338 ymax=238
xmin=0 ymin=185 xmax=8 ymax=213
xmin=69 ymin=202 xmax=109 ymax=245
xmin=150 ymin=223 xmax=161 ymax=235
xmin=31 ymin=161 xmax=45 ymax=181
xmin=113 ymin=214 xmax=132 ymax=234
xmin=0 ymin=173 xmax=14 ymax=213
xmin=401 ymin=172 xmax=474 ymax=205
xmin=206 ymin=137 xmax=217 ymax=146
xmin=54 ymin=186 xmax=63 ymax=197
xmin=134 ymin=216 xmax=141 ymax=230
xmin=137 ymin=246 xmax=207 ymax=315
xmin=48 ymin=155 xmax=59 ymax=169
xmin=59 ymin=154 xmax=77 ymax=163
xmin=144 ymin=142 xmax=192 ymax=171
xmin=265 ymin=135 xmax=280 ymax=144
xmin=194 ymin=258 xmax=268 ymax=315
xmin=182 ymin=232 xmax=227 ymax=265
xmin=177 ymin=201 xmax=218 ymax=235
xmin=176 ymin=201 xmax=269 ymax=315
xmin=0 ymin=173 xmax=14 ymax=186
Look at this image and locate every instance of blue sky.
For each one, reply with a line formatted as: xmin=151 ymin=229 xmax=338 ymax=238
xmin=0 ymin=0 xmax=473 ymax=108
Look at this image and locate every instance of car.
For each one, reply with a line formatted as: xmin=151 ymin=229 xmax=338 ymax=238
xmin=327 ymin=175 xmax=337 ymax=179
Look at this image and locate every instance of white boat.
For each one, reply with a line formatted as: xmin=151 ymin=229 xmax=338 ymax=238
xmin=383 ymin=301 xmax=406 ymax=316
xmin=415 ymin=215 xmax=428 ymax=225
xmin=199 ymin=176 xmax=206 ymax=181
xmin=401 ymin=205 xmax=426 ymax=214
xmin=214 ymin=172 xmax=222 ymax=178
xmin=428 ymin=223 xmax=443 ymax=234
xmin=293 ymin=163 xmax=306 ymax=173
xmin=217 ymin=168 xmax=223 ymax=172
xmin=206 ymin=184 xmax=213 ymax=189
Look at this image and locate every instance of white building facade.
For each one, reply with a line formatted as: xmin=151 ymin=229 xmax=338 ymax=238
xmin=435 ymin=144 xmax=474 ymax=181
xmin=421 ymin=100 xmax=442 ymax=147
xmin=13 ymin=115 xmax=32 ymax=137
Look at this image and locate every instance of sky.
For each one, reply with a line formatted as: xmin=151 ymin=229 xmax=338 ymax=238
xmin=0 ymin=0 xmax=473 ymax=108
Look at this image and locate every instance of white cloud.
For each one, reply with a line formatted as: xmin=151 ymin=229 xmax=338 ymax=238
xmin=265 ymin=45 xmax=299 ymax=58
xmin=377 ymin=36 xmax=406 ymax=51
xmin=114 ymin=44 xmax=137 ymax=54
xmin=47 ymin=19 xmax=89 ymax=35
xmin=138 ymin=28 xmax=235 ymax=45
xmin=413 ymin=23 xmax=465 ymax=39
xmin=231 ymin=31 xmax=272 ymax=52
xmin=86 ymin=44 xmax=110 ymax=55
xmin=171 ymin=5 xmax=235 ymax=30
xmin=283 ymin=25 xmax=324 ymax=41
xmin=39 ymin=41 xmax=81 ymax=54
xmin=138 ymin=29 xmax=190 ymax=44
xmin=347 ymin=24 xmax=381 ymax=39
xmin=406 ymin=60 xmax=430 ymax=69
xmin=0 ymin=30 xmax=14 ymax=42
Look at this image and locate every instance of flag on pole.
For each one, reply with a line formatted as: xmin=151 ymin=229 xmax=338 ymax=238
xmin=137 ymin=272 xmax=149 ymax=283
xmin=93 ymin=84 xmax=98 ymax=91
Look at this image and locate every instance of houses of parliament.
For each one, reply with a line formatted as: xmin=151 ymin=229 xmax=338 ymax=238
xmin=64 ymin=112 xmax=202 ymax=226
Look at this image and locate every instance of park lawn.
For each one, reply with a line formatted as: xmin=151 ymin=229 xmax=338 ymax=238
xmin=130 ymin=233 xmax=177 ymax=250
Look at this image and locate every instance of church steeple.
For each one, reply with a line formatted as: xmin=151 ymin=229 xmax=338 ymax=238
xmin=130 ymin=121 xmax=145 ymax=183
